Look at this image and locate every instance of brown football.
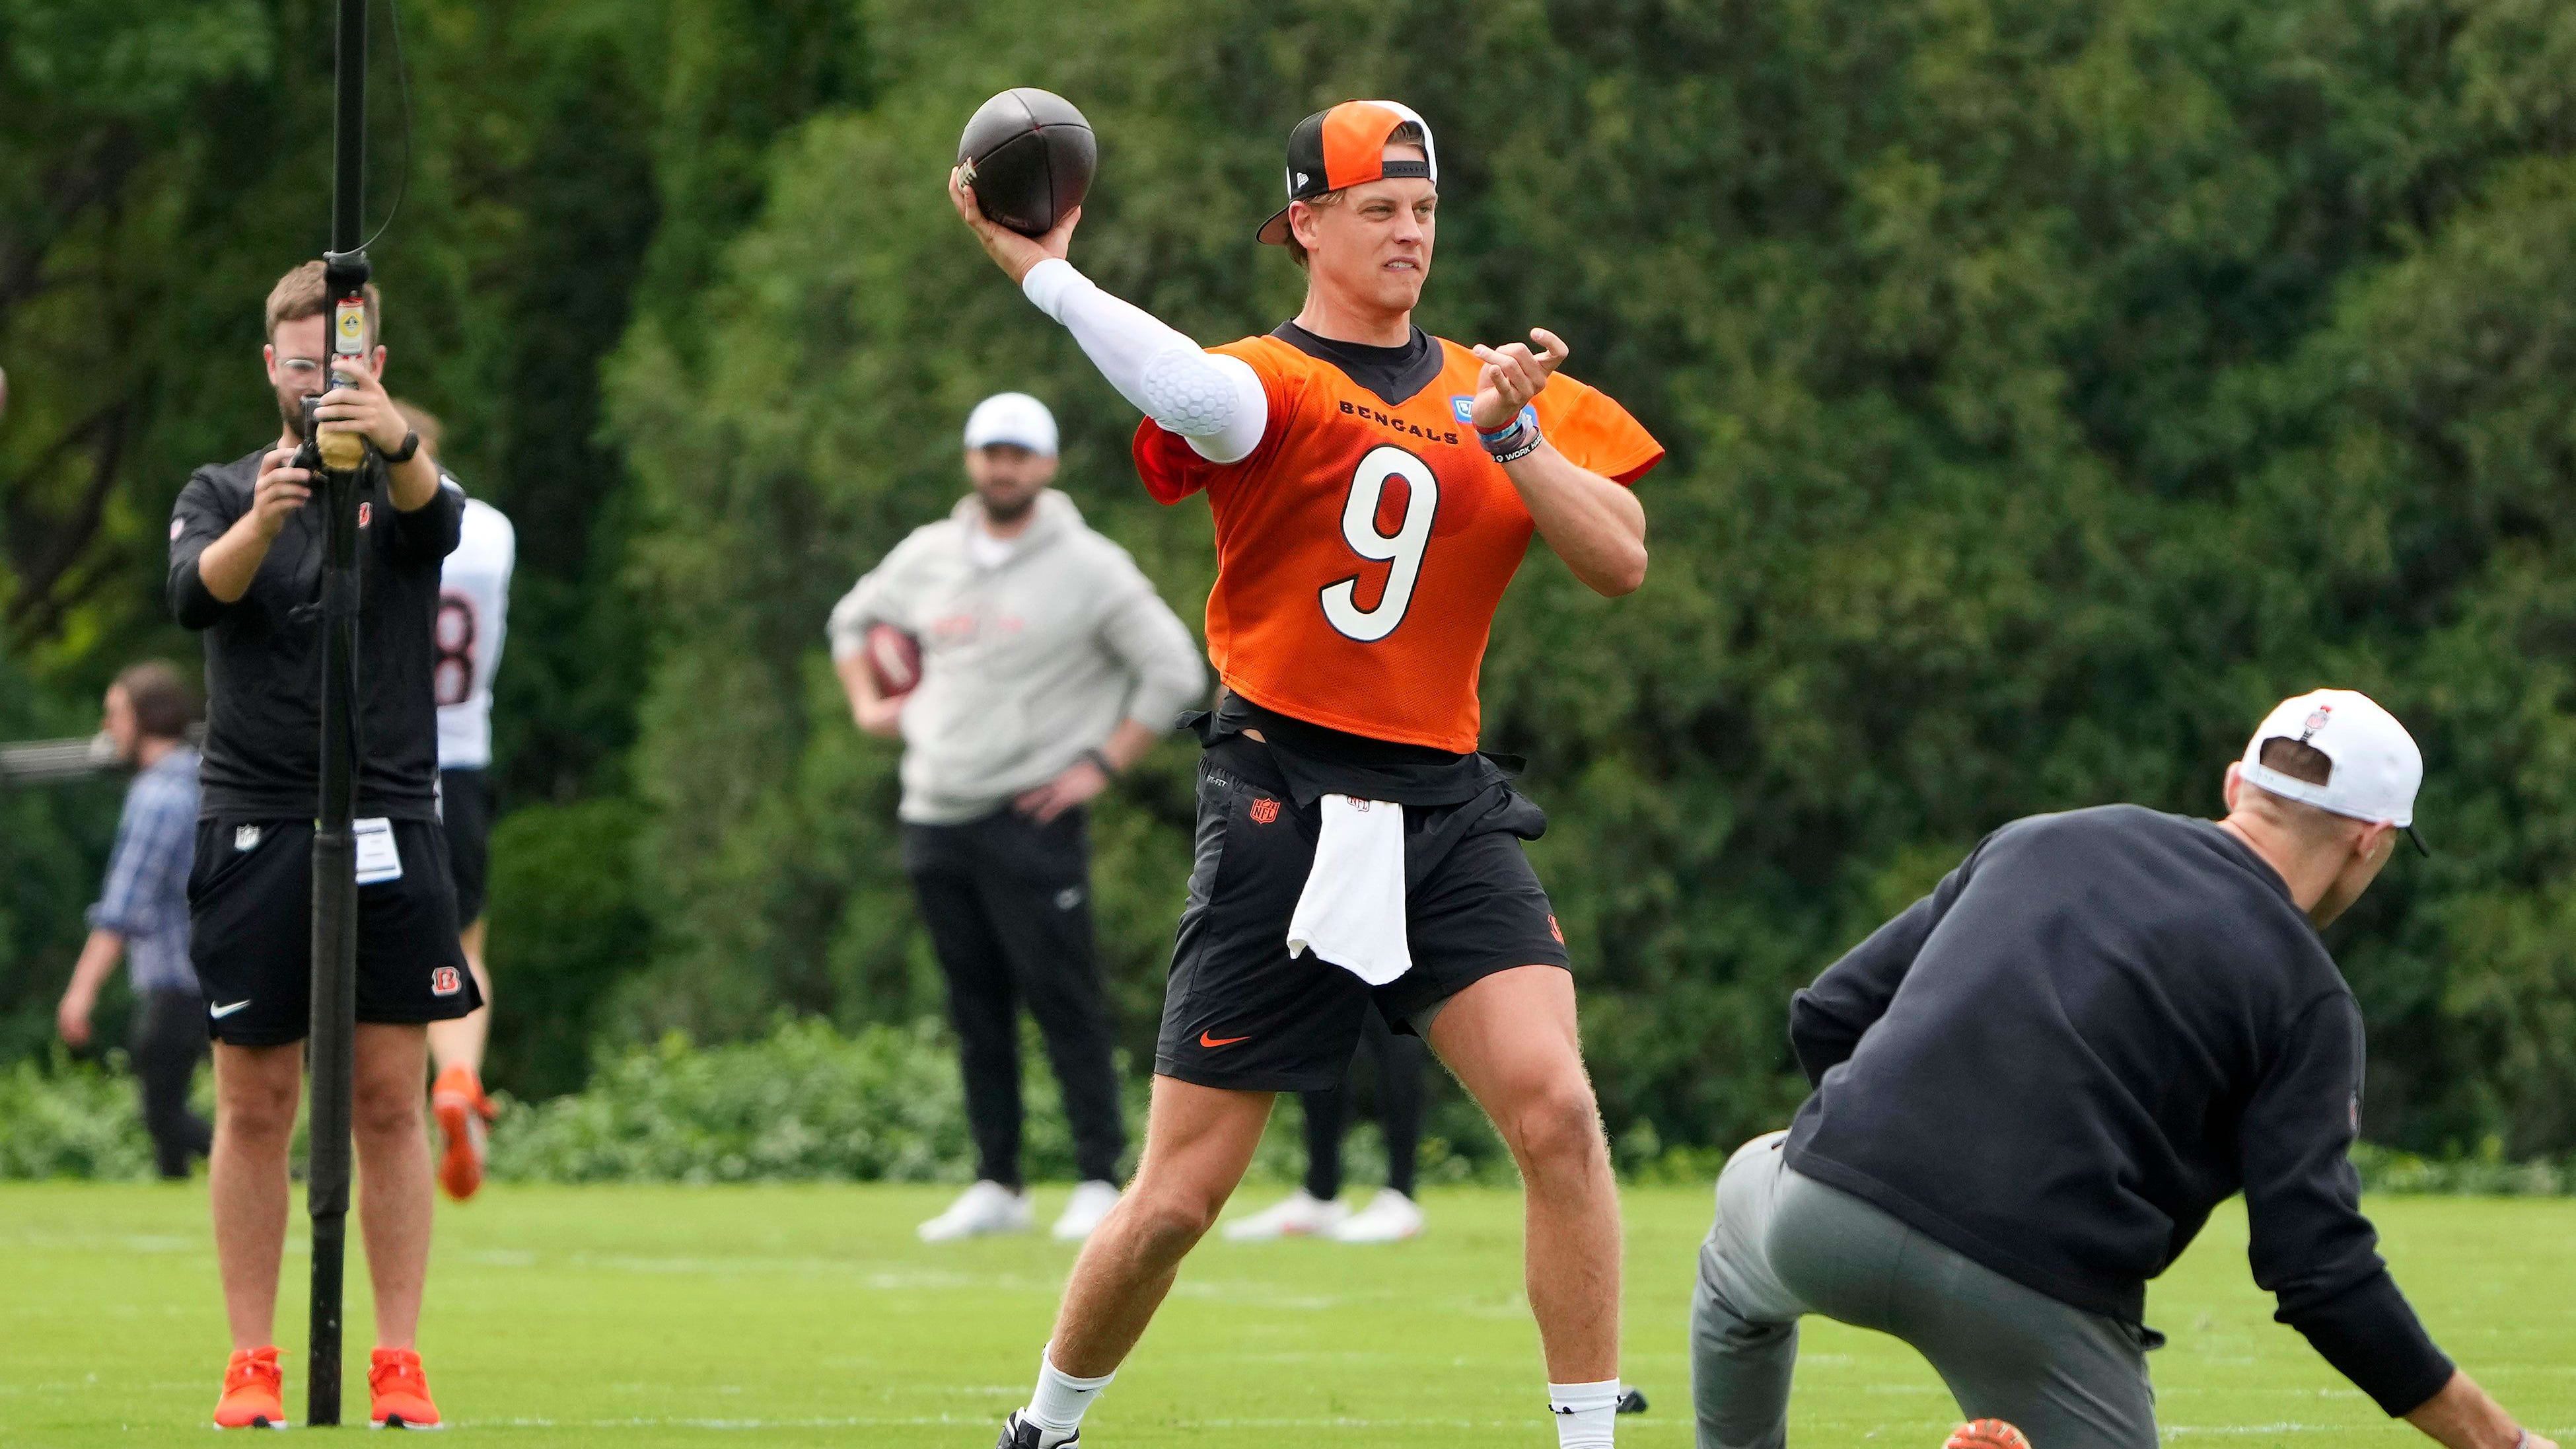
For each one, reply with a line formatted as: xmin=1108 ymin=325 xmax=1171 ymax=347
xmin=957 ymin=88 xmax=1096 ymax=237
xmin=865 ymin=623 xmax=923 ymax=700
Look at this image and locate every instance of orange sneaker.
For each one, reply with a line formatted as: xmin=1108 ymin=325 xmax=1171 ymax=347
xmin=368 ymin=1346 xmax=441 ymax=1429
xmin=213 ymin=1345 xmax=287 ymax=1429
xmin=431 ymin=1063 xmax=495 ymax=1202
xmin=1945 ymin=1422 xmax=2033 ymax=1449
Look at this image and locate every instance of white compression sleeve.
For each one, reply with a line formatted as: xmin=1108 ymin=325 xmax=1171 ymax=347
xmin=1020 ymin=258 xmax=1267 ymax=464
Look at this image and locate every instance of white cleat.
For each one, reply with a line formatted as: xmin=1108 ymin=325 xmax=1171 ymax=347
xmin=917 ymin=1180 xmax=1034 ymax=1242
xmin=1221 ymin=1189 xmax=1347 ymax=1241
xmin=1330 ymin=1187 xmax=1424 ymax=1243
xmin=1052 ymin=1180 xmax=1122 ymax=1242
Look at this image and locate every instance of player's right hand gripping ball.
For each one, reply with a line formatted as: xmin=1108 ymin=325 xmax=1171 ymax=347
xmin=956 ymin=88 xmax=1095 ymax=236
xmin=1945 ymin=1421 xmax=2034 ymax=1449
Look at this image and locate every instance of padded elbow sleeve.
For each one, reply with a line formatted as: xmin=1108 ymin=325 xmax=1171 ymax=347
xmin=1139 ymin=350 xmax=1238 ymax=435
xmin=1142 ymin=351 xmax=1265 ymax=464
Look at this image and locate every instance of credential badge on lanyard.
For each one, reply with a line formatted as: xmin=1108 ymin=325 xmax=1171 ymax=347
xmin=353 ymin=817 xmax=404 ymax=885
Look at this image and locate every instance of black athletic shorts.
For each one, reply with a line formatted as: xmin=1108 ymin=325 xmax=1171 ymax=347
xmin=439 ymin=767 xmax=495 ymax=924
xmin=1155 ymin=736 xmax=1571 ymax=1092
xmin=188 ymin=816 xmax=478 ymax=1047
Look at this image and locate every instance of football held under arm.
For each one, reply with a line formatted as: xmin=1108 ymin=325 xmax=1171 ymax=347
xmin=1020 ymin=258 xmax=1266 ymax=464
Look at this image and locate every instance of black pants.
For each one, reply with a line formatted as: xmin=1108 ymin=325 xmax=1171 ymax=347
xmin=1301 ymin=1004 xmax=1427 ymax=1200
xmin=904 ymin=808 xmax=1126 ymax=1187
xmin=132 ymin=986 xmax=212 ymax=1179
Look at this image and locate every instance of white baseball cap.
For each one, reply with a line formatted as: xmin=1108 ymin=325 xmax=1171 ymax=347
xmin=962 ymin=392 xmax=1057 ymax=457
xmin=2238 ymin=688 xmax=2427 ymax=853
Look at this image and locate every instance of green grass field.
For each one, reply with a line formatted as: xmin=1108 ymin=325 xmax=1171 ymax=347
xmin=5 ymin=1183 xmax=2572 ymax=1446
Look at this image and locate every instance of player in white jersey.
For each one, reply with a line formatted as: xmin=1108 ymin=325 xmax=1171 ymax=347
xmin=402 ymin=403 xmax=516 ymax=1201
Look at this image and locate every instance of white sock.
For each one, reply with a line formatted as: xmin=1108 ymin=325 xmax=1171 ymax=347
xmin=1548 ymin=1378 xmax=1620 ymax=1449
xmin=1025 ymin=1347 xmax=1114 ymax=1440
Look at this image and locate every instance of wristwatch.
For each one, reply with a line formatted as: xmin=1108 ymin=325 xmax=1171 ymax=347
xmin=382 ymin=429 xmax=420 ymax=464
xmin=1079 ymin=748 xmax=1118 ymax=778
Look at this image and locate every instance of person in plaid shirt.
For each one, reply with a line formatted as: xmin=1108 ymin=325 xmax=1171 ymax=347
xmin=56 ymin=660 xmax=210 ymax=1179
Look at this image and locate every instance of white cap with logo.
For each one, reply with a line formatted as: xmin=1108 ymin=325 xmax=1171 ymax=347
xmin=962 ymin=392 xmax=1057 ymax=457
xmin=2239 ymin=688 xmax=2427 ymax=853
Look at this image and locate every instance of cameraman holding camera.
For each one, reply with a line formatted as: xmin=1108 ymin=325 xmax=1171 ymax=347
xmin=168 ymin=262 xmax=474 ymax=1430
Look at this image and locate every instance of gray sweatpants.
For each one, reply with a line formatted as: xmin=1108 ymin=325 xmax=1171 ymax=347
xmin=1690 ymin=1132 xmax=2162 ymax=1449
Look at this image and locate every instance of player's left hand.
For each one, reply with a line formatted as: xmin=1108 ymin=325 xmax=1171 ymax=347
xmin=311 ymin=351 xmax=408 ymax=455
xmin=1016 ymin=757 xmax=1110 ymax=825
xmin=1468 ymin=328 xmax=1566 ymax=432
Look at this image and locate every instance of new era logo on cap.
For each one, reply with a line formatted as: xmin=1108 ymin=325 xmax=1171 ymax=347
xmin=2239 ymin=688 xmax=2427 ymax=852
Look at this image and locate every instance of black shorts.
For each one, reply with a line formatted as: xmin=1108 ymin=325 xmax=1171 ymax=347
xmin=188 ymin=817 xmax=480 ymax=1047
xmin=439 ymin=767 xmax=495 ymax=924
xmin=1155 ymin=737 xmax=1572 ymax=1092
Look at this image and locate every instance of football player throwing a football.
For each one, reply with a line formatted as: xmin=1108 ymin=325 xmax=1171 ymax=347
xmin=953 ymin=100 xmax=1663 ymax=1449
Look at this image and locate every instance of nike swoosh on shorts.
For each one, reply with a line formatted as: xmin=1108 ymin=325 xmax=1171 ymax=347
xmin=209 ymin=1000 xmax=253 ymax=1018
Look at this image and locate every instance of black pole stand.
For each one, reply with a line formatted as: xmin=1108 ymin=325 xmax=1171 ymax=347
xmin=303 ymin=0 xmax=371 ymax=1425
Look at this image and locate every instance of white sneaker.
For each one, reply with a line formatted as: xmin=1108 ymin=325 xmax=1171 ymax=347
xmin=917 ymin=1180 xmax=1033 ymax=1242
xmin=1330 ymin=1188 xmax=1424 ymax=1243
xmin=1051 ymin=1180 xmax=1122 ymax=1242
xmin=1221 ymin=1189 xmax=1347 ymax=1241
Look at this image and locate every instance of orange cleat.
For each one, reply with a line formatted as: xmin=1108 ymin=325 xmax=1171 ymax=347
xmin=369 ymin=1346 xmax=441 ymax=1429
xmin=431 ymin=1063 xmax=495 ymax=1203
xmin=213 ymin=1345 xmax=288 ymax=1429
xmin=1945 ymin=1421 xmax=2033 ymax=1449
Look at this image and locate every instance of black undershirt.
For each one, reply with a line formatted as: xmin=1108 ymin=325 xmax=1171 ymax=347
xmin=1271 ymin=321 xmax=1443 ymax=407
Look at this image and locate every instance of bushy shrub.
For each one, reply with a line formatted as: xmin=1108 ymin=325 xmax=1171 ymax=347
xmin=2351 ymin=1139 xmax=2576 ymax=1197
xmin=482 ymin=1014 xmax=1534 ymax=1189
xmin=28 ymin=1021 xmax=2567 ymax=1197
xmin=486 ymin=1016 xmax=1131 ymax=1184
xmin=0 ymin=1052 xmax=161 ymax=1180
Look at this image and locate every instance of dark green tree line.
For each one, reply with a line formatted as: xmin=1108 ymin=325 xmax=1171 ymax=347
xmin=11 ymin=0 xmax=2576 ymax=1161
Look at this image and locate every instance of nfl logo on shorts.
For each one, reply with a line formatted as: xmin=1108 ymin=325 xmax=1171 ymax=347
xmin=430 ymin=966 xmax=463 ymax=997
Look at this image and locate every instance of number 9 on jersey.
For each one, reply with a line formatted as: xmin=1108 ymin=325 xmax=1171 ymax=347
xmin=1321 ymin=446 xmax=1439 ymax=643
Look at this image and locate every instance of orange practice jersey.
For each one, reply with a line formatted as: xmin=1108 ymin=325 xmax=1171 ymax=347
xmin=1133 ymin=332 xmax=1663 ymax=753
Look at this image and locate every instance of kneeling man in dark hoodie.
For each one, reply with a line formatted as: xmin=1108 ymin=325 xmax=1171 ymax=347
xmin=1692 ymin=690 xmax=2554 ymax=1449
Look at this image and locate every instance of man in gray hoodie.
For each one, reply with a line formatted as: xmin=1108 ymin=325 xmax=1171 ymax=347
xmin=830 ymin=392 xmax=1206 ymax=1245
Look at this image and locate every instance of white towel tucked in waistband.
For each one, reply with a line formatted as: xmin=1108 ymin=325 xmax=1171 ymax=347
xmin=1285 ymin=794 xmax=1410 ymax=985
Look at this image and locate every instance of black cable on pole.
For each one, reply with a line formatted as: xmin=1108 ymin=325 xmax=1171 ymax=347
xmin=352 ymin=0 xmax=411 ymax=257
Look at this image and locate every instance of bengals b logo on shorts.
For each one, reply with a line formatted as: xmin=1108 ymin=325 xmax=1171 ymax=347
xmin=1249 ymin=797 xmax=1281 ymax=825
xmin=430 ymin=966 xmax=464 ymax=996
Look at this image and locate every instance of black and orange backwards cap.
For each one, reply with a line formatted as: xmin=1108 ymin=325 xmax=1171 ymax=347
xmin=1256 ymin=100 xmax=1440 ymax=246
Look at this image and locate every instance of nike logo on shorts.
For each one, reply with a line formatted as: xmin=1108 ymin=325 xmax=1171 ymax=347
xmin=209 ymin=1000 xmax=253 ymax=1019
xmin=1199 ymin=1031 xmax=1251 ymax=1049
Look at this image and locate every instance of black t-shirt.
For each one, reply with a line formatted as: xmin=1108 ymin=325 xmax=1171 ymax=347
xmin=167 ymin=447 xmax=463 ymax=821
xmin=1785 ymin=805 xmax=2452 ymax=1417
